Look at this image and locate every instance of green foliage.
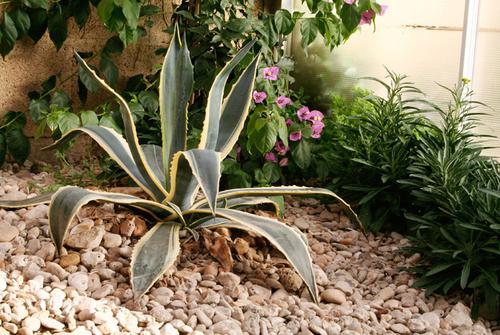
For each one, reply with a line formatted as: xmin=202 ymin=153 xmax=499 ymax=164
xmin=28 ymin=75 xmax=121 ymax=143
xmin=0 ymin=0 xmax=158 ymax=57
xmin=402 ymin=83 xmax=500 ymax=319
xmin=312 ymin=73 xmax=429 ymax=232
xmin=0 ymin=112 xmax=30 ymax=166
xmin=0 ymin=29 xmax=359 ymax=301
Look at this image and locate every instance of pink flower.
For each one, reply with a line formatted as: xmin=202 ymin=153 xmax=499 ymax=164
xmin=274 ymin=140 xmax=289 ymax=155
xmin=360 ymin=9 xmax=375 ymax=25
xmin=297 ymin=106 xmax=310 ymax=121
xmin=275 ymin=95 xmax=292 ymax=108
xmin=344 ymin=0 xmax=355 ymax=4
xmin=308 ymin=110 xmax=324 ymax=123
xmin=279 ymin=157 xmax=288 ymax=167
xmin=311 ymin=122 xmax=324 ymax=139
xmin=264 ymin=152 xmax=277 ymax=163
xmin=290 ymin=131 xmax=302 ymax=142
xmin=380 ymin=4 xmax=388 ymax=15
xmin=253 ymin=90 xmax=267 ymax=104
xmin=286 ymin=118 xmax=294 ymax=127
xmin=262 ymin=67 xmax=279 ymax=80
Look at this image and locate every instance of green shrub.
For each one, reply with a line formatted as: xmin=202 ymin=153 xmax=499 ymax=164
xmin=317 ymin=72 xmax=429 ymax=232
xmin=0 ymin=112 xmax=30 ymax=167
xmin=403 ymin=83 xmax=500 ymax=319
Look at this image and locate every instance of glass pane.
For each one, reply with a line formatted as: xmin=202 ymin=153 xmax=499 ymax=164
xmin=472 ymin=0 xmax=500 ymax=156
xmin=291 ymin=0 xmax=466 ymax=112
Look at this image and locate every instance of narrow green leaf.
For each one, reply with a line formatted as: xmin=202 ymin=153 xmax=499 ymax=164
xmin=131 ymin=222 xmax=181 ymax=297
xmin=159 ymin=26 xmax=193 ymax=189
xmin=461 ymin=260 xmax=471 ymax=289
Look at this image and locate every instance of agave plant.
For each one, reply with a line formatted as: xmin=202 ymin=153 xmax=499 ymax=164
xmin=0 ymin=27 xmax=360 ymax=302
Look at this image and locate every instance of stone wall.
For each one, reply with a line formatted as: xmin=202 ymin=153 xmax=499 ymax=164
xmin=0 ymin=3 xmax=172 ymax=162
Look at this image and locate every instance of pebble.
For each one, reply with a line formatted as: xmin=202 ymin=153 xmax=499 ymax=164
xmin=68 ymin=272 xmax=89 ymax=291
xmin=321 ymin=289 xmax=346 ymax=304
xmin=65 ymin=221 xmax=105 ymax=249
xmin=0 ymin=222 xmax=19 ymax=242
xmin=59 ymin=253 xmax=80 ymax=267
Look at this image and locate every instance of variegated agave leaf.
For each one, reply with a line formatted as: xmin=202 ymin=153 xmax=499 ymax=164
xmin=192 ymin=186 xmax=363 ymax=230
xmin=0 ymin=192 xmax=54 ymax=208
xmin=167 ymin=149 xmax=221 ymax=213
xmin=131 ymin=222 xmax=181 ymax=297
xmin=193 ymin=208 xmax=319 ymax=303
xmin=197 ymin=196 xmax=282 ymax=217
xmin=159 ymin=27 xmax=193 ymax=190
xmin=198 ymin=40 xmax=257 ymax=151
xmin=48 ymin=186 xmax=176 ymax=253
xmin=44 ymin=126 xmax=156 ymax=199
xmin=216 ymin=54 xmax=261 ymax=158
xmin=74 ymin=53 xmax=168 ymax=202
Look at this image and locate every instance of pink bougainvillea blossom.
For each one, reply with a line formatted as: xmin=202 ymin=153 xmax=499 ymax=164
xmin=360 ymin=9 xmax=375 ymax=25
xmin=279 ymin=157 xmax=289 ymax=167
xmin=252 ymin=90 xmax=267 ymax=104
xmin=275 ymin=95 xmax=292 ymax=108
xmin=274 ymin=140 xmax=289 ymax=155
xmin=308 ymin=110 xmax=324 ymax=123
xmin=286 ymin=118 xmax=294 ymax=127
xmin=344 ymin=0 xmax=355 ymax=4
xmin=290 ymin=130 xmax=302 ymax=142
xmin=264 ymin=152 xmax=277 ymax=163
xmin=297 ymin=106 xmax=310 ymax=121
xmin=380 ymin=4 xmax=388 ymax=16
xmin=311 ymin=122 xmax=325 ymax=139
xmin=262 ymin=67 xmax=279 ymax=80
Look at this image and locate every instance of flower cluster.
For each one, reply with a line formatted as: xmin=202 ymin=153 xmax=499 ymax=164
xmin=251 ymin=65 xmax=325 ymax=167
xmin=343 ymin=0 xmax=388 ymax=25
xmin=264 ymin=141 xmax=289 ymax=166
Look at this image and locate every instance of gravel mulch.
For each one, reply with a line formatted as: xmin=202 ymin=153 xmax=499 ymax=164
xmin=0 ymin=166 xmax=497 ymax=335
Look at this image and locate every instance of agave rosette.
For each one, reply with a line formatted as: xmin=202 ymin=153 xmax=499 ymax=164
xmin=0 ymin=26 xmax=361 ymax=302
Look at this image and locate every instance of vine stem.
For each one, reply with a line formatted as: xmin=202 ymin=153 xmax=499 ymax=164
xmin=0 ymin=113 xmax=22 ymax=130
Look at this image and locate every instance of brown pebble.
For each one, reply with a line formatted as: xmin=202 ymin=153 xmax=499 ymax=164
xmin=59 ymin=254 xmax=80 ymax=267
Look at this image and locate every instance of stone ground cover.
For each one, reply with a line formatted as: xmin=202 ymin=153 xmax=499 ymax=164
xmin=0 ymin=166 xmax=497 ymax=335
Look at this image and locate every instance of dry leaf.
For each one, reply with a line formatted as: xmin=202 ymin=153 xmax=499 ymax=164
xmin=202 ymin=230 xmax=233 ymax=272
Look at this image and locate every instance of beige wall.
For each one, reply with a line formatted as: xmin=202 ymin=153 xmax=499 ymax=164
xmin=0 ymin=3 xmax=172 ymax=162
